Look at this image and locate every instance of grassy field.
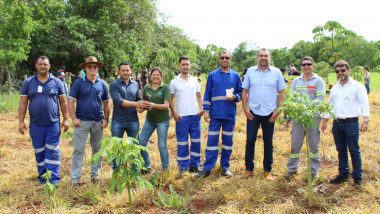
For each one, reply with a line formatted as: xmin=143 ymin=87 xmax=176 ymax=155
xmin=0 ymin=91 xmax=19 ymax=114
xmin=0 ymin=84 xmax=379 ymax=213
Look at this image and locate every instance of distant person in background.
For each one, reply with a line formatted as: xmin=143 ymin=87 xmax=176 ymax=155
xmin=135 ymin=72 xmax=142 ymax=89
xmin=241 ymin=68 xmax=248 ymax=82
xmin=70 ymin=69 xmax=85 ymax=90
xmin=54 ymin=66 xmax=69 ymax=95
xmin=18 ymin=56 xmax=69 ymax=186
xmin=287 ymin=65 xmax=293 ymax=76
xmin=290 ymin=65 xmax=300 ymax=76
xmin=140 ymin=68 xmax=149 ymax=88
xmin=363 ymin=66 xmax=370 ymax=94
xmin=280 ymin=67 xmax=288 ymax=84
xmin=196 ymin=70 xmax=202 ymax=83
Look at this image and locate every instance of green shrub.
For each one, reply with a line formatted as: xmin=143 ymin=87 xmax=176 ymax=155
xmin=0 ymin=91 xmax=19 ymax=113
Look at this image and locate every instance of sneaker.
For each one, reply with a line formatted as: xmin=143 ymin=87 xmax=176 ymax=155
xmin=264 ymin=172 xmax=274 ymax=181
xmin=353 ymin=179 xmax=362 ymax=186
xmin=284 ymin=171 xmax=296 ymax=181
xmin=179 ymin=169 xmax=188 ymax=177
xmin=189 ymin=167 xmax=200 ymax=173
xmin=71 ymin=182 xmax=85 ymax=187
xmin=91 ymin=177 xmax=99 ymax=184
xmin=52 ymin=183 xmax=59 ymax=189
xmin=140 ymin=168 xmax=151 ymax=175
xmin=195 ymin=171 xmax=211 ymax=179
xmin=221 ymin=169 xmax=233 ymax=177
xmin=241 ymin=170 xmax=253 ymax=178
xmin=304 ymin=175 xmax=317 ymax=183
xmin=329 ymin=175 xmax=348 ymax=184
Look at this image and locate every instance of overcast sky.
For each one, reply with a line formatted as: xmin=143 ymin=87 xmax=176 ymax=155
xmin=156 ymin=0 xmax=380 ymax=51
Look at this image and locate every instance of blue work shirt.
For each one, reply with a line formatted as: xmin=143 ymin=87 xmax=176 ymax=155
xmin=54 ymin=70 xmax=65 ymax=82
xmin=110 ymin=78 xmax=140 ymax=122
xmin=203 ymin=68 xmax=242 ymax=121
xmin=20 ymin=74 xmax=65 ymax=125
xmin=69 ymin=76 xmax=110 ymax=121
xmin=242 ymin=65 xmax=286 ymax=116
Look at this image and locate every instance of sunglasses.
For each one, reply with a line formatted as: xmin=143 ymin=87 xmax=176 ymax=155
xmin=87 ymin=64 xmax=98 ymax=69
xmin=220 ymin=57 xmax=231 ymax=60
xmin=301 ymin=63 xmax=313 ymax=67
xmin=335 ymin=68 xmax=347 ymax=73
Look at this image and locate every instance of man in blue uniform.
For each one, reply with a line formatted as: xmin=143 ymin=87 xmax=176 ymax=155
xmin=19 ymin=56 xmax=69 ymax=186
xmin=68 ymin=56 xmax=110 ymax=186
xmin=196 ymin=50 xmax=242 ymax=178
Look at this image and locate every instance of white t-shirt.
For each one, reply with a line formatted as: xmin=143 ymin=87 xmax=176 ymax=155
xmin=169 ymin=75 xmax=201 ymax=117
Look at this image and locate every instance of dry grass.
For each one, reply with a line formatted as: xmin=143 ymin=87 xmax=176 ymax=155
xmin=0 ymin=92 xmax=379 ymax=213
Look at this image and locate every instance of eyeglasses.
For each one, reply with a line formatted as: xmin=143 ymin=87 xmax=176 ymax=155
xmin=87 ymin=64 xmax=98 ymax=69
xmin=301 ymin=63 xmax=313 ymax=67
xmin=335 ymin=68 xmax=347 ymax=73
xmin=220 ymin=57 xmax=231 ymax=60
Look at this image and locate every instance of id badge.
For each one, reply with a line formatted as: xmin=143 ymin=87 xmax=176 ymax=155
xmin=37 ymin=86 xmax=43 ymax=93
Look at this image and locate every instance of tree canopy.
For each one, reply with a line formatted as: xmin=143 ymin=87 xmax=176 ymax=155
xmin=0 ymin=1 xmax=379 ymax=88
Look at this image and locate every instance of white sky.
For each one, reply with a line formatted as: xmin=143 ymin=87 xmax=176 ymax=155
xmin=156 ymin=0 xmax=380 ymax=51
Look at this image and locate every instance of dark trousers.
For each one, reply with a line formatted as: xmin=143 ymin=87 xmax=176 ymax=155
xmin=332 ymin=120 xmax=362 ymax=181
xmin=245 ymin=112 xmax=275 ymax=172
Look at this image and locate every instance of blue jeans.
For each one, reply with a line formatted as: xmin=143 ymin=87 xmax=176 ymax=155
xmin=139 ymin=119 xmax=170 ymax=170
xmin=332 ymin=120 xmax=362 ymax=180
xmin=365 ymin=83 xmax=370 ymax=94
xmin=111 ymin=120 xmax=139 ymax=169
xmin=245 ymin=112 xmax=275 ymax=172
xmin=111 ymin=120 xmax=139 ymax=139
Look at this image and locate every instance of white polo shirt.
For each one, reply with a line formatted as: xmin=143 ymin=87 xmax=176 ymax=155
xmin=328 ymin=78 xmax=370 ymax=119
xmin=169 ymin=74 xmax=201 ymax=117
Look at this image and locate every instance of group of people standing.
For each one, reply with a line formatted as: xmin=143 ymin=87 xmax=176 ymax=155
xmin=19 ymin=48 xmax=370 ymax=188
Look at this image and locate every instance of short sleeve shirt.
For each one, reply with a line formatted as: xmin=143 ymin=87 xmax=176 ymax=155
xmin=142 ymin=84 xmax=171 ymax=123
xmin=69 ymin=76 xmax=110 ymax=121
xmin=242 ymin=66 xmax=287 ymax=116
xmin=110 ymin=78 xmax=140 ymax=122
xmin=20 ymin=74 xmax=65 ymax=125
xmin=54 ymin=70 xmax=65 ymax=82
xmin=169 ymin=75 xmax=201 ymax=117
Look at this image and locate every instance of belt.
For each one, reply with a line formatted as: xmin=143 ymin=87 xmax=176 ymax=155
xmin=335 ymin=117 xmax=358 ymax=123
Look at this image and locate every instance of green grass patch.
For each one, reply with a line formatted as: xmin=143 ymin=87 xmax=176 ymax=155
xmin=0 ymin=91 xmax=19 ymax=113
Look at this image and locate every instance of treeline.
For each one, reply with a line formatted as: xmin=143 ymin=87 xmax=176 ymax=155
xmin=232 ymin=21 xmax=380 ymax=80
xmin=1 ymin=1 xmax=379 ymax=89
xmin=0 ymin=0 xmax=217 ymax=87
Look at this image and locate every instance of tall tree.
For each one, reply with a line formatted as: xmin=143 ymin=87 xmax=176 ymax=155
xmin=312 ymin=21 xmax=358 ymax=64
xmin=0 ymin=0 xmax=34 ymax=87
xmin=148 ymin=24 xmax=199 ymax=83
